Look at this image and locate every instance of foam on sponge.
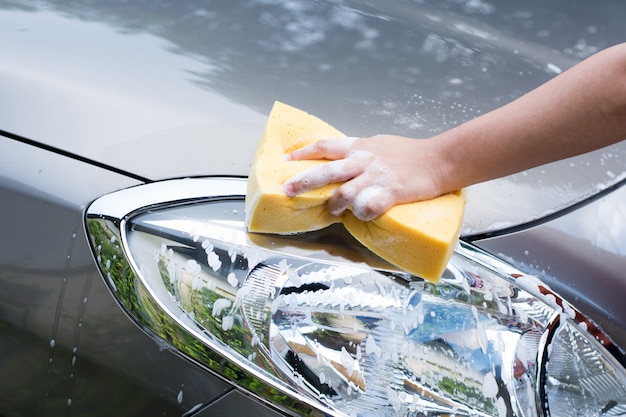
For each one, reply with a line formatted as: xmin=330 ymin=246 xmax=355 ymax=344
xmin=245 ymin=101 xmax=465 ymax=282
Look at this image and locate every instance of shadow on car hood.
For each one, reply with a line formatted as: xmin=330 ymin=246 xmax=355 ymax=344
xmin=1 ymin=0 xmax=625 ymax=235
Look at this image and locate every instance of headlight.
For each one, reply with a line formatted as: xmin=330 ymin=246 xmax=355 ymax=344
xmin=86 ymin=178 xmax=626 ymax=417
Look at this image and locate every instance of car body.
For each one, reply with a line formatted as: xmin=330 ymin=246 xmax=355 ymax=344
xmin=1 ymin=1 xmax=625 ymax=416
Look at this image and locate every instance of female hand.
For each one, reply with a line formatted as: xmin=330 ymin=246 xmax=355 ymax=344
xmin=282 ymin=135 xmax=446 ymax=221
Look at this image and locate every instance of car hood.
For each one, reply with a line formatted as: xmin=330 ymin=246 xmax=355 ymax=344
xmin=1 ymin=0 xmax=625 ymax=236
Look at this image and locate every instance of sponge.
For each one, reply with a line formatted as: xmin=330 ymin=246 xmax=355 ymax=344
xmin=245 ymin=101 xmax=465 ymax=282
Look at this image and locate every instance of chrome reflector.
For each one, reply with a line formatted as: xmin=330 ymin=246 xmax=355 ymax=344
xmin=86 ymin=177 xmax=626 ymax=417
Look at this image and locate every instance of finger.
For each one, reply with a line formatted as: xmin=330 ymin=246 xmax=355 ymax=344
xmin=351 ymin=186 xmax=394 ymax=221
xmin=327 ymin=156 xmax=396 ymax=219
xmin=286 ymin=137 xmax=359 ymax=161
xmin=326 ymin=180 xmax=359 ymax=216
xmin=282 ymin=157 xmax=364 ymax=197
xmin=327 ymin=179 xmax=393 ymax=220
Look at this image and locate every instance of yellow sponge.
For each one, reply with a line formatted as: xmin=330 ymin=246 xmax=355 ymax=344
xmin=245 ymin=101 xmax=465 ymax=282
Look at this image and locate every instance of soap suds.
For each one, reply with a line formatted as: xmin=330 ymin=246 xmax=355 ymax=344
xmin=283 ymin=158 xmax=349 ymax=197
xmin=482 ymin=372 xmax=499 ymax=398
xmin=365 ymin=334 xmax=382 ymax=358
xmin=353 ymin=185 xmax=387 ymax=220
xmin=346 ymin=151 xmax=397 ymax=220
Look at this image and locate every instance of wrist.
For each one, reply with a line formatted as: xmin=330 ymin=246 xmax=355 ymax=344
xmin=429 ymin=133 xmax=463 ymax=194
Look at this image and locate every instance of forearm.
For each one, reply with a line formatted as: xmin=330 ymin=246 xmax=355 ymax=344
xmin=436 ymin=42 xmax=626 ymax=191
xmin=283 ymin=43 xmax=626 ymax=220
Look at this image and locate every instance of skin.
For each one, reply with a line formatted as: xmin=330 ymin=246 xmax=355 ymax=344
xmin=283 ymin=42 xmax=626 ymax=221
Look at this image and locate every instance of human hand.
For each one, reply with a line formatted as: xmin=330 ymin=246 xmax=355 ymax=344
xmin=282 ymin=135 xmax=445 ymax=221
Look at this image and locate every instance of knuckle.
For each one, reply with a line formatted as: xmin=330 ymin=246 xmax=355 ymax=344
xmin=334 ymin=184 xmax=356 ymax=203
xmin=315 ymin=140 xmax=334 ymax=154
xmin=353 ymin=187 xmax=390 ymax=220
xmin=358 ymin=201 xmax=382 ymax=220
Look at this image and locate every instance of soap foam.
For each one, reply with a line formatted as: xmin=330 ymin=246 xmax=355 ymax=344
xmin=353 ymin=185 xmax=387 ymax=220
xmin=282 ymin=158 xmax=349 ymax=196
xmin=348 ymin=154 xmax=396 ymax=220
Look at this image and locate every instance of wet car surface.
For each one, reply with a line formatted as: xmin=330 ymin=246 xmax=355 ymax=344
xmin=1 ymin=1 xmax=625 ymax=416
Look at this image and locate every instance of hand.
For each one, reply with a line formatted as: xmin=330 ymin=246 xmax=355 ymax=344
xmin=282 ymin=135 xmax=445 ymax=221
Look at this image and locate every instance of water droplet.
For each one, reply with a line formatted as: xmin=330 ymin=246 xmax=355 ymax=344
xmin=212 ymin=299 xmax=231 ymax=317
xmin=222 ymin=316 xmax=234 ymax=331
xmin=227 ymin=272 xmax=238 ymax=287
xmin=186 ymin=259 xmax=201 ymax=276
xmin=207 ymin=251 xmax=221 ymax=271
xmin=366 ymin=334 xmax=382 ymax=358
xmin=482 ymin=372 xmax=499 ymax=398
xmin=287 ymin=269 xmax=301 ymax=286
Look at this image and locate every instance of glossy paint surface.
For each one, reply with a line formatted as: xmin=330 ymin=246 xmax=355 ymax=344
xmin=1 ymin=0 xmax=626 ymax=233
xmin=0 ymin=139 xmax=237 ymax=416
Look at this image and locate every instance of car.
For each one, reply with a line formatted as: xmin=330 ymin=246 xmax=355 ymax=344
xmin=1 ymin=1 xmax=625 ymax=416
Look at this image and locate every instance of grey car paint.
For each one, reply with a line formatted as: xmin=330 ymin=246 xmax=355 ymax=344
xmin=0 ymin=140 xmax=238 ymax=415
xmin=1 ymin=0 xmax=625 ymax=416
xmin=2 ymin=0 xmax=626 ymax=232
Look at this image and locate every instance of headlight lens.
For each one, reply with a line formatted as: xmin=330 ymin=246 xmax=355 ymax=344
xmin=540 ymin=318 xmax=626 ymax=416
xmin=86 ymin=178 xmax=626 ymax=417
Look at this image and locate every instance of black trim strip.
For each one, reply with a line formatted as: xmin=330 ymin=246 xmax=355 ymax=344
xmin=7 ymin=127 xmax=624 ymax=243
xmin=0 ymin=128 xmax=152 ymax=184
xmin=462 ymin=175 xmax=626 ymax=242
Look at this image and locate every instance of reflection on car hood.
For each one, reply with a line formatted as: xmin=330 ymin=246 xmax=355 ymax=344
xmin=1 ymin=0 xmax=625 ymax=235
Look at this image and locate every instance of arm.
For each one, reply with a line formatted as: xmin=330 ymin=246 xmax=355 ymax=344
xmin=283 ymin=43 xmax=626 ymax=220
xmin=439 ymin=42 xmax=626 ymax=190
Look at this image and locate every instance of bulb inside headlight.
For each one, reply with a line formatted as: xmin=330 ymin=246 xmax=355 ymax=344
xmin=86 ymin=178 xmax=626 ymax=417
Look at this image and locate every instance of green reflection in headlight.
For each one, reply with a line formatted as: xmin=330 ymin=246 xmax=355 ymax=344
xmin=86 ymin=218 xmax=301 ymax=415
